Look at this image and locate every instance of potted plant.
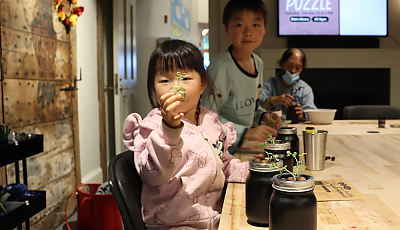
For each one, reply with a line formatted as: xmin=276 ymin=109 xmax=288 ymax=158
xmin=245 ymin=146 xmax=283 ymax=226
xmin=0 ymin=124 xmax=11 ymax=146
xmin=263 ymin=133 xmax=293 ymax=171
xmin=269 ymin=151 xmax=317 ymax=230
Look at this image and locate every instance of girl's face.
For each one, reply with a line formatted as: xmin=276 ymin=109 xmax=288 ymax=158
xmin=154 ymin=69 xmax=206 ymax=117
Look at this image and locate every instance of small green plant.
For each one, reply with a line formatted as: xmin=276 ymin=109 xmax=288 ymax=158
xmin=170 ymin=72 xmax=187 ymax=100
xmin=0 ymin=124 xmax=11 ymax=140
xmin=175 ymin=72 xmax=186 ymax=83
xmin=259 ymin=133 xmax=279 ymax=163
xmin=267 ymin=132 xmax=275 ymax=144
xmin=272 ymin=151 xmax=307 ymax=181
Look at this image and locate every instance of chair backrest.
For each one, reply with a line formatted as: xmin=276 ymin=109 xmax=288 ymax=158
xmin=108 ymin=151 xmax=146 ymax=230
xmin=343 ymin=105 xmax=400 ymax=119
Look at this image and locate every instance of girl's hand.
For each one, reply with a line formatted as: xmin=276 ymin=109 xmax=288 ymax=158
xmin=159 ymin=92 xmax=184 ymax=128
xmin=295 ymin=103 xmax=305 ymax=121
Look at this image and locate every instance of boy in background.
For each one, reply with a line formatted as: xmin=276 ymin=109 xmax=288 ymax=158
xmin=201 ymin=0 xmax=281 ymax=153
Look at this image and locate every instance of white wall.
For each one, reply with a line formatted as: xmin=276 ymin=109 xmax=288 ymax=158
xmin=76 ymin=0 xmax=102 ymax=184
xmin=134 ymin=0 xmax=204 ymax=117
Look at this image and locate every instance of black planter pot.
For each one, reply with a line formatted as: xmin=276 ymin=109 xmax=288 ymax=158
xmin=276 ymin=127 xmax=300 ymax=166
xmin=269 ymin=173 xmax=317 ymax=230
xmin=246 ymin=159 xmax=283 ymax=227
xmin=264 ymin=141 xmax=293 ymax=172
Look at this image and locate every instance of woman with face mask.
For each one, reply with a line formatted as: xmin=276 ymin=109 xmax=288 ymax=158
xmin=260 ymin=48 xmax=317 ymax=121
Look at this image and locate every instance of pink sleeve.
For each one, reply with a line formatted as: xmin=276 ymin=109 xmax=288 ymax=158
xmin=223 ymin=122 xmax=237 ymax=148
xmin=123 ymin=113 xmax=142 ymax=151
xmin=221 ymin=122 xmax=249 ymax=183
xmin=123 ymin=113 xmax=184 ymax=186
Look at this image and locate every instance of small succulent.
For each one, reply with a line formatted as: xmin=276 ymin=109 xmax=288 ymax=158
xmin=259 ymin=133 xmax=279 ymax=163
xmin=0 ymin=124 xmax=11 ymax=140
xmin=271 ymin=151 xmax=308 ymax=181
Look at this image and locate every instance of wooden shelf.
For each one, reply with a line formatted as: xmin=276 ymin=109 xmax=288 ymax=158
xmin=0 ymin=135 xmax=46 ymax=230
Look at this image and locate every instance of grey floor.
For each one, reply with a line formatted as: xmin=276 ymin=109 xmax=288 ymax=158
xmin=54 ymin=211 xmax=83 ymax=230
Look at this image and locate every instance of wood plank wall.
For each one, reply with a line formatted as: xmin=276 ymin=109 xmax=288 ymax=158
xmin=1 ymin=0 xmax=79 ymax=229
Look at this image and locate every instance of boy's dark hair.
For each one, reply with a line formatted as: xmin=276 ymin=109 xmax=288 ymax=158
xmin=147 ymin=39 xmax=217 ymax=108
xmin=222 ymin=0 xmax=268 ymax=28
xmin=279 ymin=48 xmax=307 ymax=69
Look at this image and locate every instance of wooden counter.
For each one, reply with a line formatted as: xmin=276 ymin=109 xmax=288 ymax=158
xmin=220 ymin=120 xmax=400 ymax=230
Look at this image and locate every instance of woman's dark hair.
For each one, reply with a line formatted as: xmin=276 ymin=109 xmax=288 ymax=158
xmin=223 ymin=0 xmax=268 ymax=28
xmin=147 ymin=39 xmax=217 ymax=108
xmin=278 ymin=48 xmax=307 ymax=69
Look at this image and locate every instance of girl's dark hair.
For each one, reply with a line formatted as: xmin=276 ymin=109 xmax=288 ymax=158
xmin=278 ymin=48 xmax=307 ymax=69
xmin=223 ymin=0 xmax=268 ymax=28
xmin=147 ymin=39 xmax=217 ymax=108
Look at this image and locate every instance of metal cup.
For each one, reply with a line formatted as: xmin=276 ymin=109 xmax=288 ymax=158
xmin=302 ymin=130 xmax=328 ymax=170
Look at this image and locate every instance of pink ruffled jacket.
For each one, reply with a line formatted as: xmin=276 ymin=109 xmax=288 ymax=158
xmin=123 ymin=106 xmax=249 ymax=230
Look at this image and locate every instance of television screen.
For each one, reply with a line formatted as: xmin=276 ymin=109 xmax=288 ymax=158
xmin=278 ymin=0 xmax=388 ymax=36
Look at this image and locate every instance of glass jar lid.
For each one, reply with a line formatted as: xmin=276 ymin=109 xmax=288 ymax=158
xmin=264 ymin=141 xmax=290 ymax=151
xmin=277 ymin=127 xmax=297 ymax=135
xmin=272 ymin=173 xmax=315 ymax=192
xmin=249 ymin=158 xmax=283 ymax=172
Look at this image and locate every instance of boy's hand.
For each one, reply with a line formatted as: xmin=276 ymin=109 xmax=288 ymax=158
xmin=295 ymin=103 xmax=305 ymax=121
xmin=244 ymin=125 xmax=277 ymax=142
xmin=159 ymin=92 xmax=184 ymax=128
xmin=263 ymin=113 xmax=282 ymax=128
xmin=269 ymin=94 xmax=295 ymax=107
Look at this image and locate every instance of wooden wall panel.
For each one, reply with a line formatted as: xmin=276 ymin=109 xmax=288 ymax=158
xmin=0 ymin=0 xmax=70 ymax=42
xmin=3 ymin=79 xmax=72 ymax=126
xmin=29 ymin=174 xmax=76 ymax=230
xmin=0 ymin=0 xmax=79 ymax=228
xmin=1 ymin=27 xmax=72 ymax=80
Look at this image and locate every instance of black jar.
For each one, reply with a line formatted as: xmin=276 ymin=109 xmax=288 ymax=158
xmin=276 ymin=127 xmax=299 ymax=166
xmin=264 ymin=141 xmax=293 ymax=172
xmin=286 ymin=105 xmax=299 ymax=124
xmin=269 ymin=173 xmax=317 ymax=230
xmin=246 ymin=159 xmax=283 ymax=227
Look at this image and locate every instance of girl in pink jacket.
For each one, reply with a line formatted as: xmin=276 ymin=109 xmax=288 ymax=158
xmin=123 ymin=40 xmax=249 ymax=230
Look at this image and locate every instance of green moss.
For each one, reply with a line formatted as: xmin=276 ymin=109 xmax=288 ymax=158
xmin=170 ymin=86 xmax=187 ymax=101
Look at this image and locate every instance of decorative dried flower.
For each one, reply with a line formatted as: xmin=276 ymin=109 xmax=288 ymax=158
xmin=54 ymin=0 xmax=84 ymax=34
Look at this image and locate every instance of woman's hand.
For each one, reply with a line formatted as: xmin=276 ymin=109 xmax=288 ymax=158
xmin=269 ymin=94 xmax=295 ymax=107
xmin=295 ymin=103 xmax=305 ymax=121
xmin=263 ymin=113 xmax=282 ymax=128
xmin=159 ymin=92 xmax=184 ymax=128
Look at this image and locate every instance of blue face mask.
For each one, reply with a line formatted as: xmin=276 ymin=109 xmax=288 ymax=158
xmin=282 ymin=71 xmax=300 ymax=85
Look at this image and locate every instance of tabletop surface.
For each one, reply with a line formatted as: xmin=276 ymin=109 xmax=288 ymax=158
xmin=219 ymin=120 xmax=400 ymax=230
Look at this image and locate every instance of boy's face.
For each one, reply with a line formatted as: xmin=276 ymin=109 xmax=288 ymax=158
xmin=225 ymin=10 xmax=265 ymax=53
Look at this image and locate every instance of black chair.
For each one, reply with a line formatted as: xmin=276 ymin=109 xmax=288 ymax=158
xmin=343 ymin=105 xmax=400 ymax=119
xmin=108 ymin=151 xmax=146 ymax=230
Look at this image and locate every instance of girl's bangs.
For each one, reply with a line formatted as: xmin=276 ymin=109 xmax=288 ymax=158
xmin=155 ymin=52 xmax=197 ymax=72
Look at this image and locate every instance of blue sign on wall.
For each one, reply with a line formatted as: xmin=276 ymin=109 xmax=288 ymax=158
xmin=171 ymin=0 xmax=191 ymax=41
